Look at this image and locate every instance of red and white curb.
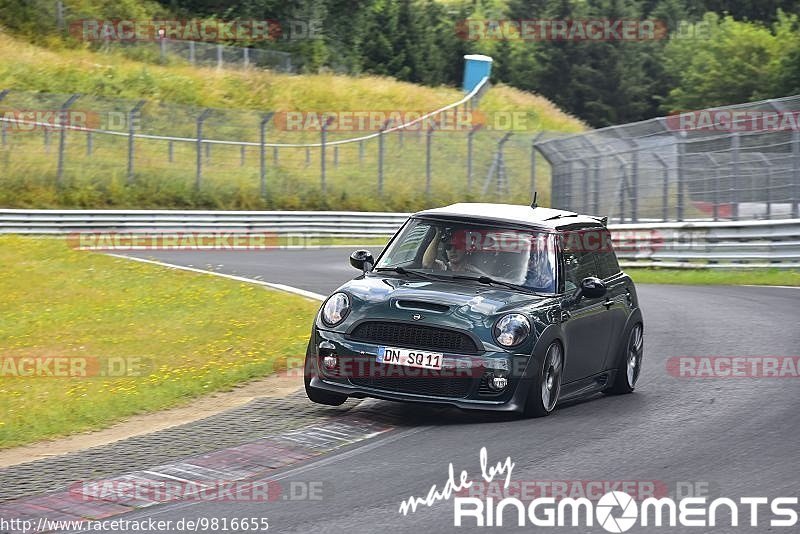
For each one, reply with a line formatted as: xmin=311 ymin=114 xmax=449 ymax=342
xmin=0 ymin=409 xmax=395 ymax=532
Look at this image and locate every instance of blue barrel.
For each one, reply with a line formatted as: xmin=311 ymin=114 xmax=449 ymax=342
xmin=462 ymin=54 xmax=493 ymax=92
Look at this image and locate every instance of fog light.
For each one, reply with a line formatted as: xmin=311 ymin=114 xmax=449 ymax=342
xmin=323 ymin=354 xmax=338 ymax=370
xmin=491 ymin=375 xmax=508 ymax=390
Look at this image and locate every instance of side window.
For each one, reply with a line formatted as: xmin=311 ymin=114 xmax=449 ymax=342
xmin=387 ymin=223 xmax=431 ymax=265
xmin=595 ymin=230 xmax=621 ymax=279
xmin=562 ymin=231 xmax=599 ymax=293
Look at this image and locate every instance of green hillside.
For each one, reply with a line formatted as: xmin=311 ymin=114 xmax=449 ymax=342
xmin=0 ymin=33 xmax=583 ymax=210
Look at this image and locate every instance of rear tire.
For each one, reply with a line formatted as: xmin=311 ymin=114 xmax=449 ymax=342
xmin=605 ymin=322 xmax=643 ymax=395
xmin=523 ymin=341 xmax=563 ymax=418
xmin=304 ymin=339 xmax=348 ymax=406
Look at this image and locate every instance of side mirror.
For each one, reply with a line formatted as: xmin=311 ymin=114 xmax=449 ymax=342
xmin=562 ymin=276 xmax=606 ymax=308
xmin=579 ymin=277 xmax=607 ymax=299
xmin=350 ymin=249 xmax=374 ymax=272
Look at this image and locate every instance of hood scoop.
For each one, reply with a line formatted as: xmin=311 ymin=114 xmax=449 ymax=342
xmin=395 ymin=299 xmax=451 ymax=313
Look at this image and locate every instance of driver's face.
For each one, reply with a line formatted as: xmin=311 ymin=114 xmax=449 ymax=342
xmin=446 ymin=244 xmax=466 ymax=263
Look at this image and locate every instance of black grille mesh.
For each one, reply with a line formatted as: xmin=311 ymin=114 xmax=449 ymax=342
xmin=349 ymin=322 xmax=479 ymax=353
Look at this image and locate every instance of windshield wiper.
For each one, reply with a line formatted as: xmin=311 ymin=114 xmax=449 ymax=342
xmin=446 ymin=274 xmax=542 ymax=294
xmin=374 ymin=266 xmax=440 ymax=281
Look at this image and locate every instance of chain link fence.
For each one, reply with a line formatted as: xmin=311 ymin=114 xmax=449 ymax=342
xmin=53 ymin=1 xmax=296 ymax=72
xmin=1 ymin=85 xmax=797 ymax=217
xmin=535 ymin=95 xmax=800 ymax=222
xmin=0 ymin=79 xmax=557 ymax=210
xmin=101 ymin=39 xmax=295 ymax=73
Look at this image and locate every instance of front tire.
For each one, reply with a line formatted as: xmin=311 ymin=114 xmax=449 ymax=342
xmin=523 ymin=341 xmax=563 ymax=418
xmin=304 ymin=339 xmax=348 ymax=406
xmin=606 ymin=322 xmax=643 ymax=395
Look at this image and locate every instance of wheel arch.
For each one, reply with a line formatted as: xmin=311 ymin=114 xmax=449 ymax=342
xmin=602 ymin=306 xmax=643 ymax=371
xmin=518 ymin=323 xmax=565 ymax=409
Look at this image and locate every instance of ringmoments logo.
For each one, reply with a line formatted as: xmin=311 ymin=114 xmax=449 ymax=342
xmin=453 ymin=491 xmax=799 ymax=530
xmin=395 ymin=447 xmax=799 ymax=531
xmin=596 ymin=491 xmax=638 ymax=532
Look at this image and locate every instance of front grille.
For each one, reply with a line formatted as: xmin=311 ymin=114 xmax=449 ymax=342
xmin=350 ymin=375 xmax=472 ymax=398
xmin=348 ymin=321 xmax=479 ymax=353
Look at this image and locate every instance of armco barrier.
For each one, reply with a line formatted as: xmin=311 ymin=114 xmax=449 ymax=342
xmin=1 ymin=210 xmax=798 ymax=268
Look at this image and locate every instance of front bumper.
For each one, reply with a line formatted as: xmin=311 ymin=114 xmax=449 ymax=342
xmin=308 ymin=328 xmax=535 ymax=413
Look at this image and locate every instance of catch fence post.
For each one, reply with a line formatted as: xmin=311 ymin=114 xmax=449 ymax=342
xmin=378 ymin=120 xmax=390 ymax=196
xmin=56 ymin=93 xmax=81 ymax=187
xmin=0 ymin=90 xmax=8 ymax=147
xmin=320 ymin=116 xmax=334 ymax=194
xmin=792 ymin=131 xmax=799 ymax=219
xmin=195 ymin=109 xmax=212 ymax=191
xmin=127 ymin=100 xmax=146 ymax=184
xmin=467 ymin=126 xmax=480 ymax=190
xmin=425 ymin=124 xmax=435 ymax=197
xmin=654 ymin=154 xmax=669 ymax=221
xmin=730 ymin=133 xmax=741 ymax=220
xmin=259 ymin=112 xmax=274 ymax=199
xmin=530 ymin=133 xmax=543 ymax=201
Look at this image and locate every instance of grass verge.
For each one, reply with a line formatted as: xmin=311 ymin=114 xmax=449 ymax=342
xmin=0 ymin=235 xmax=320 ymax=449
xmin=625 ymin=267 xmax=800 ymax=286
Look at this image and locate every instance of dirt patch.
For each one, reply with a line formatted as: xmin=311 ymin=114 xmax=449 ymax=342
xmin=0 ymin=372 xmax=302 ymax=468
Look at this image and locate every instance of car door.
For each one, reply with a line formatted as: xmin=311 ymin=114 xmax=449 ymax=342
xmin=594 ymin=230 xmax=632 ymax=371
xmin=560 ymin=231 xmax=615 ymax=383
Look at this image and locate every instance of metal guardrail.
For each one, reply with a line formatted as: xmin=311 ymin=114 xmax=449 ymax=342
xmin=0 ymin=209 xmax=410 ymax=235
xmin=1 ymin=210 xmax=798 ymax=268
xmin=611 ymin=219 xmax=800 ymax=268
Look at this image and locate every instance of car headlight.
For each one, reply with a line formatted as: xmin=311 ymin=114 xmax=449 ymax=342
xmin=321 ymin=293 xmax=350 ymax=326
xmin=493 ymin=313 xmax=531 ymax=348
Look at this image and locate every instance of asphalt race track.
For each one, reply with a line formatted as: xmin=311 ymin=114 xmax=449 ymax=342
xmin=107 ymin=248 xmax=800 ymax=533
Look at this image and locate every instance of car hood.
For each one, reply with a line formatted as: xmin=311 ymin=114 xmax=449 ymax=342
xmin=323 ymin=273 xmax=551 ymax=336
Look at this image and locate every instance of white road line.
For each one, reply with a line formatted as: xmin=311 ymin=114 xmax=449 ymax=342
xmin=106 ymin=253 xmax=326 ymax=301
xmin=742 ymin=285 xmax=800 ymax=289
xmin=141 ymin=470 xmax=200 ymax=485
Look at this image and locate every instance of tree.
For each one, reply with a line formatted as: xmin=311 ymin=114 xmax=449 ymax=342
xmin=662 ymin=12 xmax=781 ymax=111
xmin=770 ymin=10 xmax=800 ymax=96
xmin=699 ymin=1 xmax=800 ymax=23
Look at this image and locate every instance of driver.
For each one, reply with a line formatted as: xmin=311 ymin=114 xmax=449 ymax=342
xmin=525 ymin=238 xmax=555 ymax=292
xmin=422 ymin=227 xmax=475 ymax=272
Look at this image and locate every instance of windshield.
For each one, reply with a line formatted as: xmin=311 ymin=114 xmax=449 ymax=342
xmin=376 ymin=218 xmax=557 ymax=293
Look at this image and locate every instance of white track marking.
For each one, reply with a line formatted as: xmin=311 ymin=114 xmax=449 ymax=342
xmin=106 ymin=253 xmax=326 ymax=301
xmin=742 ymin=285 xmax=800 ymax=289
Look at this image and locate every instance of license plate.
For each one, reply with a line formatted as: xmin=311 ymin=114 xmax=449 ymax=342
xmin=376 ymin=346 xmax=443 ymax=370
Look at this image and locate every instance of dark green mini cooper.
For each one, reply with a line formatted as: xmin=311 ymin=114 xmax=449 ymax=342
xmin=304 ymin=203 xmax=644 ymax=417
